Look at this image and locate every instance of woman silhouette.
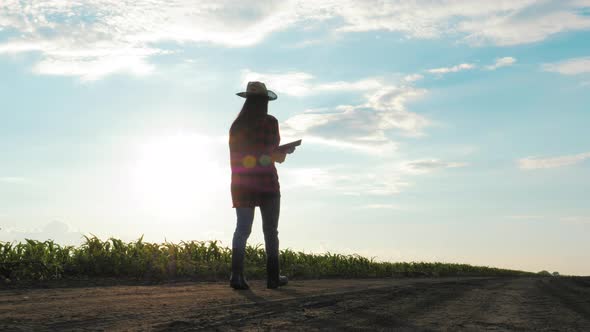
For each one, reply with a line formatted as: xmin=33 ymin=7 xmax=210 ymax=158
xmin=228 ymin=81 xmax=295 ymax=290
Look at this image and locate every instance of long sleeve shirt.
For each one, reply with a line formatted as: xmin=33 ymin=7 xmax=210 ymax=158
xmin=229 ymin=114 xmax=281 ymax=208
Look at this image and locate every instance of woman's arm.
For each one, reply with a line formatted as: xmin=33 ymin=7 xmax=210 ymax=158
xmin=270 ymin=116 xmax=286 ymax=163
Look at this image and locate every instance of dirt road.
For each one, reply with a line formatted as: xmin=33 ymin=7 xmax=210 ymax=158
xmin=1 ymin=276 xmax=589 ymax=331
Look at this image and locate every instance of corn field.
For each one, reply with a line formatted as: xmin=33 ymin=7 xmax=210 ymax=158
xmin=0 ymin=235 xmax=533 ymax=283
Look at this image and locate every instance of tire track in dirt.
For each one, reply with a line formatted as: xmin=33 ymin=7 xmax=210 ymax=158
xmin=531 ymin=277 xmax=590 ymax=330
xmin=2 ymin=277 xmax=590 ymax=331
xmin=405 ymin=277 xmax=529 ymax=331
xmin=154 ymin=278 xmax=498 ymax=331
xmin=295 ymin=277 xmax=512 ymax=331
xmin=154 ymin=277 xmax=590 ymax=331
xmin=1 ymin=278 xmax=458 ymax=331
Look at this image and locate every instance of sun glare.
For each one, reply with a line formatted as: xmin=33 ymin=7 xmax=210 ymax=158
xmin=130 ymin=133 xmax=226 ymax=217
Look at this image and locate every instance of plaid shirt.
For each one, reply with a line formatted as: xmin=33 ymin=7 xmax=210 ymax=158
xmin=229 ymin=115 xmax=281 ymax=208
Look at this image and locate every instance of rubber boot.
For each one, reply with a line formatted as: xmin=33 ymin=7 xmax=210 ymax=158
xmin=266 ymin=254 xmax=288 ymax=289
xmin=230 ymin=247 xmax=249 ymax=290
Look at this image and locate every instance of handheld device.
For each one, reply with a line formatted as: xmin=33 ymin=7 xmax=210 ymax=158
xmin=276 ymin=139 xmax=302 ymax=152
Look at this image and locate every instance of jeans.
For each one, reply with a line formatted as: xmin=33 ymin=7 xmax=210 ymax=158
xmin=232 ymin=194 xmax=280 ymax=259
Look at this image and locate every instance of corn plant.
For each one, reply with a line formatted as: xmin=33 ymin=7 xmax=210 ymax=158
xmin=0 ymin=235 xmax=535 ymax=283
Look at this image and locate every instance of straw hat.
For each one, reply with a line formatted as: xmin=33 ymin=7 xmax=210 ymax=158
xmin=236 ymin=81 xmax=277 ymax=101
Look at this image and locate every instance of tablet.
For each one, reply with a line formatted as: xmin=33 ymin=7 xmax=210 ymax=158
xmin=276 ymin=139 xmax=302 ymax=151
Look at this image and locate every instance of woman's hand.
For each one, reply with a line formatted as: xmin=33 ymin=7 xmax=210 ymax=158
xmin=272 ymin=147 xmax=295 ymax=163
xmin=272 ymin=152 xmax=287 ymax=163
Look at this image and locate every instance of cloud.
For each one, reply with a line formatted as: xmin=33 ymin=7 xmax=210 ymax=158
xmin=282 ymin=106 xmax=399 ymax=154
xmin=0 ymin=33 xmax=164 ymax=81
xmin=280 ymin=83 xmax=430 ymax=154
xmin=505 ymin=215 xmax=545 ymax=220
xmin=1 ymin=1 xmax=589 ymax=79
xmin=560 ymin=216 xmax=590 ymax=225
xmin=241 ymin=69 xmax=431 ymax=154
xmin=0 ymin=221 xmax=84 ymax=245
xmin=297 ymin=135 xmax=398 ymax=155
xmin=0 ymin=177 xmax=28 ymax=183
xmin=543 ymin=57 xmax=590 ymax=75
xmin=35 ymin=51 xmax=159 ymax=81
xmin=427 ymin=63 xmax=476 ymax=74
xmin=331 ymin=0 xmax=590 ymax=45
xmin=518 ymin=152 xmax=590 ymax=169
xmin=281 ymin=165 xmax=410 ymax=196
xmin=356 ymin=204 xmax=401 ymax=210
xmin=504 ymin=215 xmax=590 ymax=225
xmin=279 ymin=167 xmax=337 ymax=190
xmin=226 ymin=66 xmax=465 ymax=198
xmin=403 ymin=74 xmax=424 ymax=82
xmin=0 ymin=0 xmax=300 ymax=79
xmin=400 ymin=159 xmax=467 ymax=174
xmin=239 ymin=70 xmax=465 ymax=197
xmin=284 ymin=160 xmax=464 ymax=196
xmin=459 ymin=7 xmax=590 ymax=46
xmin=241 ymin=70 xmax=383 ymax=97
xmin=426 ymin=57 xmax=516 ymax=75
xmin=282 ymin=156 xmax=465 ymax=196
xmin=241 ymin=71 xmax=315 ymax=97
xmin=317 ymin=79 xmax=386 ymax=93
xmin=486 ymin=57 xmax=517 ymax=70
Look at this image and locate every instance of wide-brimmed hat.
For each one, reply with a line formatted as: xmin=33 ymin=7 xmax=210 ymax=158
xmin=236 ymin=81 xmax=277 ymax=101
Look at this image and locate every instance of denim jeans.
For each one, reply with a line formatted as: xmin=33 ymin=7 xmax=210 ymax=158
xmin=232 ymin=194 xmax=280 ymax=259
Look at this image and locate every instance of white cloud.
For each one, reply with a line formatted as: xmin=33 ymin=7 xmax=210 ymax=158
xmin=282 ymin=157 xmax=465 ymax=196
xmin=518 ymin=152 xmax=590 ymax=169
xmin=1 ymin=1 xmax=589 ymax=79
xmin=282 ymin=107 xmax=397 ymax=154
xmin=366 ymin=85 xmax=427 ymax=114
xmin=280 ymin=167 xmax=335 ymax=190
xmin=241 ymin=70 xmax=383 ymax=97
xmin=281 ymin=166 xmax=410 ymax=196
xmin=356 ymin=204 xmax=401 ymax=210
xmin=486 ymin=57 xmax=517 ymax=70
xmin=0 ymin=32 xmax=164 ymax=81
xmin=403 ymin=74 xmax=424 ymax=82
xmin=330 ymin=0 xmax=590 ymax=45
xmin=0 ymin=177 xmax=28 ymax=183
xmin=426 ymin=57 xmax=516 ymax=75
xmin=560 ymin=216 xmax=590 ymax=225
xmin=427 ymin=63 xmax=476 ymax=74
xmin=36 ymin=53 xmax=157 ymax=81
xmin=543 ymin=57 xmax=590 ymax=75
xmin=280 ymin=83 xmax=430 ymax=154
xmin=0 ymin=221 xmax=83 ymax=245
xmin=242 ymin=71 xmax=315 ymax=97
xmin=299 ymin=135 xmax=398 ymax=155
xmin=317 ymin=79 xmax=385 ymax=93
xmin=399 ymin=159 xmax=467 ymax=174
xmin=504 ymin=215 xmax=590 ymax=225
xmin=332 ymin=1 xmax=535 ymax=37
xmin=0 ymin=41 xmax=48 ymax=54
xmin=460 ymin=9 xmax=590 ymax=46
xmin=167 ymin=68 xmax=461 ymax=198
xmin=505 ymin=215 xmax=545 ymax=220
xmin=240 ymin=69 xmax=431 ymax=154
xmin=0 ymin=0 xmax=301 ymax=79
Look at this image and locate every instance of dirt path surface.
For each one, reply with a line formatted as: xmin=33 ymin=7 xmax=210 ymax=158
xmin=1 ymin=276 xmax=589 ymax=331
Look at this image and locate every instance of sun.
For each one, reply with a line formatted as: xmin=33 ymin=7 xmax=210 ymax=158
xmin=129 ymin=133 xmax=226 ymax=217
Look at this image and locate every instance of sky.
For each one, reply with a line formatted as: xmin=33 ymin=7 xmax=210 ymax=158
xmin=1 ymin=0 xmax=589 ymax=276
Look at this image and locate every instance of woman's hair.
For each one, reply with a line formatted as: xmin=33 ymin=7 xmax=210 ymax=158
xmin=230 ymin=95 xmax=269 ymax=134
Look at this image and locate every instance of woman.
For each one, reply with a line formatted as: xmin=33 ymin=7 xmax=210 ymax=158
xmin=228 ymin=81 xmax=295 ymax=290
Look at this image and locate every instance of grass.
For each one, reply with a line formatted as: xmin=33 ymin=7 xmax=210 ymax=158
xmin=0 ymin=235 xmax=534 ymax=283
